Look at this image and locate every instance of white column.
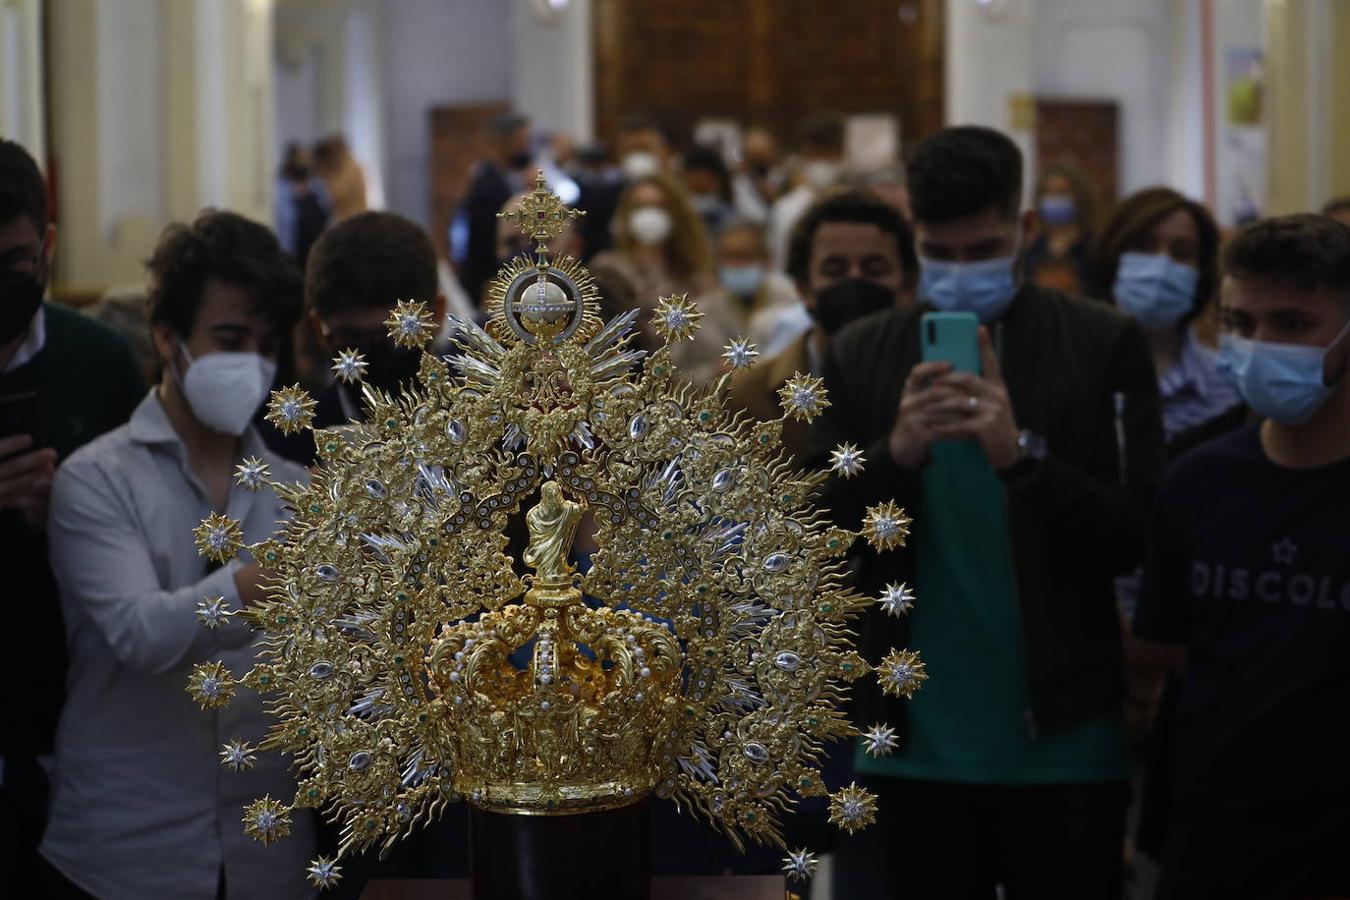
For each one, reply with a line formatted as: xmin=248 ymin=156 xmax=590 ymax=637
xmin=48 ymin=0 xmax=276 ymax=290
xmin=509 ymin=0 xmax=594 ymax=141
xmin=0 ymin=0 xmax=46 ymax=164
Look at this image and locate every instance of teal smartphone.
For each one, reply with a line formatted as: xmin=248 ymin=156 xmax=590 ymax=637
xmin=920 ymin=311 xmax=980 ymax=375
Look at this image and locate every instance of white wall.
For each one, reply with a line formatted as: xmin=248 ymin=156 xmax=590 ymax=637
xmin=509 ymin=0 xmax=594 ymax=142
xmin=1031 ymin=0 xmax=1175 ymax=198
xmin=381 ymin=0 xmax=511 ymax=229
xmin=0 ymin=0 xmax=45 ymax=163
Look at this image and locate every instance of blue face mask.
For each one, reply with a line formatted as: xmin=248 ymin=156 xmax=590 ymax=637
xmin=919 ymin=243 xmax=1021 ymax=323
xmin=719 ymin=264 xmax=765 ymax=298
xmin=1038 ymin=193 xmax=1076 ymax=227
xmin=1112 ymin=252 xmax=1199 ymax=329
xmin=1216 ymin=328 xmax=1347 ymax=426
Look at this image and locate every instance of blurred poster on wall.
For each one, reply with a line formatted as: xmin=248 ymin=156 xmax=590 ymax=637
xmin=1218 ymin=45 xmax=1265 ymax=227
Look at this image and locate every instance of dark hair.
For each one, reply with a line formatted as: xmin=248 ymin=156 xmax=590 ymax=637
xmin=906 ymin=126 xmax=1023 ymax=225
xmin=797 ymin=113 xmax=846 ymax=154
xmin=1096 ymin=187 xmax=1220 ymax=322
xmin=279 ymin=143 xmax=311 ymax=182
xmin=489 ymin=112 xmax=529 ymax=138
xmin=618 ymin=113 xmax=670 ymax=143
xmin=0 ymin=138 xmax=48 ymax=232
xmin=787 ymin=190 xmax=918 ymax=290
xmin=682 ymin=144 xmax=732 ymax=201
xmin=1224 ymin=213 xmax=1350 ymax=301
xmin=306 ymin=211 xmax=439 ymax=319
xmin=1323 ymin=196 xmax=1350 ymax=218
xmin=145 ymin=210 xmax=302 ymax=339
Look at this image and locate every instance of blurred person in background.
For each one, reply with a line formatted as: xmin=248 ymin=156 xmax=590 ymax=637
xmin=1323 ymin=195 xmax=1350 ymax=228
xmin=714 ymin=217 xmax=807 ymax=356
xmin=296 ymin=212 xmax=446 ymax=467
xmin=313 ymin=134 xmax=368 ymax=223
xmin=681 ymin=144 xmax=735 ymax=239
xmin=730 ymin=126 xmax=785 ymax=224
xmin=768 ymin=112 xmax=849 ymax=270
xmin=1097 ymin=188 xmax=1242 ymax=444
xmin=731 ymin=190 xmax=915 ymax=463
xmin=853 ymin=163 xmax=912 ymax=220
xmin=570 ymin=140 xmax=623 ymax=262
xmin=615 ymin=112 xmax=674 ymax=182
xmin=0 ymin=137 xmax=145 ymax=893
xmin=86 ymin=286 xmax=159 ymax=386
xmin=590 ymin=172 xmax=736 ymax=381
xmin=42 ymin=210 xmax=314 ymax=899
xmin=1024 ymin=163 xmax=1098 ymax=295
xmin=1134 ymin=214 xmax=1350 ymax=899
xmin=454 ymin=113 xmax=532 ymax=304
xmin=819 ymin=126 xmax=1164 ymax=899
xmin=273 ymin=142 xmax=331 ymax=269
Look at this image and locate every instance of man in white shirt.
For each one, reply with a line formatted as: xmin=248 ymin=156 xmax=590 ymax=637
xmin=43 ymin=211 xmax=315 ymax=900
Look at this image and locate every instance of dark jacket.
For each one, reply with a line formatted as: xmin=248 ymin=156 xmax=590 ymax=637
xmin=1 ymin=303 xmax=145 ymax=754
xmin=814 ymin=284 xmax=1165 ymax=737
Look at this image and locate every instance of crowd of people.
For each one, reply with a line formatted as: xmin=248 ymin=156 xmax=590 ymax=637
xmin=1 ymin=107 xmax=1349 ymax=899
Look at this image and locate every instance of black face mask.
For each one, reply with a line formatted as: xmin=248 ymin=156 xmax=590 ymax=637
xmin=0 ymin=266 xmax=45 ymax=344
xmin=348 ymin=340 xmax=423 ymax=398
xmin=811 ymin=278 xmax=895 ymax=336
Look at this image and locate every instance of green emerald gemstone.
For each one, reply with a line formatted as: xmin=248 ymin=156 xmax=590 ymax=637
xmin=385 ymin=419 xmax=397 ymax=428
xmin=819 ymin=603 xmax=833 ymax=613
xmin=745 ymin=812 xmax=757 ymax=823
xmin=841 ymin=663 xmax=854 ymax=672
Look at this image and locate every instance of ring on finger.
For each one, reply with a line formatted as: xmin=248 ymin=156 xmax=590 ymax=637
xmin=967 ymin=395 xmax=979 ymax=409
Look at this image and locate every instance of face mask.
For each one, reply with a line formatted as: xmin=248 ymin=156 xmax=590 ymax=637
xmin=1112 ymin=252 xmax=1199 ymax=329
xmin=719 ymin=264 xmax=765 ymax=298
xmin=621 ymin=152 xmax=660 ymax=180
xmin=177 ymin=343 xmax=277 ymax=436
xmin=0 ymin=265 xmax=46 ymax=344
xmin=628 ymin=207 xmax=673 ymax=246
xmin=1037 ymin=193 xmax=1077 ymax=227
xmin=802 ymin=161 xmax=840 ymax=191
xmin=919 ymin=242 xmax=1021 ymax=323
xmin=812 ymin=278 xmax=895 ymax=335
xmin=1217 ymin=325 xmax=1348 ymax=426
xmin=691 ymin=193 xmax=723 ymax=216
xmin=351 ymin=340 xmax=423 ymax=397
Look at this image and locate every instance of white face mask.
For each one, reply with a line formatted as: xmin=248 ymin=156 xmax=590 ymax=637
xmin=621 ymin=152 xmax=660 ymax=180
xmin=802 ymin=160 xmax=841 ymax=191
xmin=177 ymin=342 xmax=277 ymax=436
xmin=628 ymin=206 xmax=674 ymax=246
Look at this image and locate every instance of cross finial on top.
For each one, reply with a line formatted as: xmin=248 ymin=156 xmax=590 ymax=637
xmin=497 ymin=170 xmax=584 ymax=249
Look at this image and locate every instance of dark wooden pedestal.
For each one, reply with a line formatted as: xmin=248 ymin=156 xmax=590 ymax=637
xmin=361 ymin=877 xmax=786 ymax=900
xmin=469 ymin=800 xmax=651 ymax=900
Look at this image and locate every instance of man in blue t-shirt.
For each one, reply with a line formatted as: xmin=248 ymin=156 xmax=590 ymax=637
xmin=1135 ymin=213 xmax=1350 ymax=898
xmin=817 ymin=127 xmax=1165 ymax=898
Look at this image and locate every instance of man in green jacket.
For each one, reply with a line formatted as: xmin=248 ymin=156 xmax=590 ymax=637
xmin=817 ymin=126 xmax=1164 ymax=898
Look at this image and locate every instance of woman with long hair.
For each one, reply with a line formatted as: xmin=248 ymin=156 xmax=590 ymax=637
xmin=590 ymin=172 xmax=738 ymax=381
xmin=1096 ymin=187 xmax=1241 ymax=442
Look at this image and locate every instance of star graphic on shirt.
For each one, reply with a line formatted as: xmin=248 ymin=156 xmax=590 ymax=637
xmin=1271 ymin=537 xmax=1298 ymax=566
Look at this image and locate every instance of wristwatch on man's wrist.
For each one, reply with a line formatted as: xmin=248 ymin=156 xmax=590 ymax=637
xmin=1000 ymin=429 xmax=1046 ymax=480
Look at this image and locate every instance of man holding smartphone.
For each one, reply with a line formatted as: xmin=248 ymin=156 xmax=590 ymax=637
xmin=816 ymin=126 xmax=1164 ymax=897
xmin=0 ymin=140 xmax=145 ymax=888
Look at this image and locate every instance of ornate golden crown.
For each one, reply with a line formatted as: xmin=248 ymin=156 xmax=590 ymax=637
xmin=187 ymin=173 xmax=925 ymax=890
